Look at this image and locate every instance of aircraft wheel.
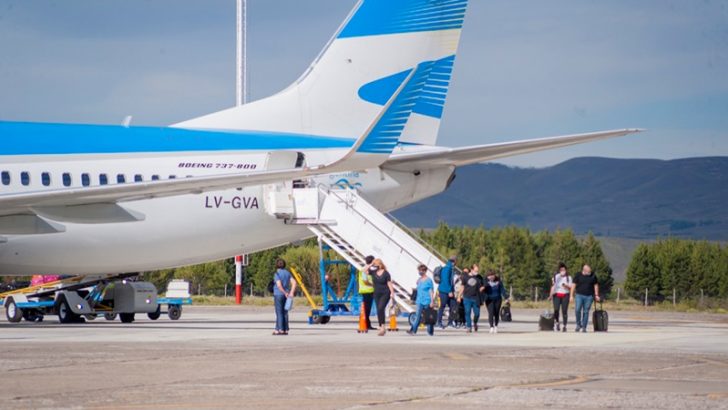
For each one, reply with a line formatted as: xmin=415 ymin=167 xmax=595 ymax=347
xmin=119 ymin=313 xmax=135 ymax=323
xmin=167 ymin=305 xmax=181 ymax=321
xmin=5 ymin=298 xmax=23 ymax=323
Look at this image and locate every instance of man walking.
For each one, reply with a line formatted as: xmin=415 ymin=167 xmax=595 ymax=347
xmin=572 ymin=264 xmax=600 ymax=333
xmin=437 ymin=256 xmax=457 ymax=328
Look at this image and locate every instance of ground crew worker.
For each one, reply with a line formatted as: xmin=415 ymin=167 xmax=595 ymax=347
xmin=358 ymin=255 xmax=375 ymax=330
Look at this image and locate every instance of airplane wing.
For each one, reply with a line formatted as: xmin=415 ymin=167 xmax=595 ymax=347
xmin=382 ymin=129 xmax=644 ymax=171
xmin=0 ymin=67 xmax=426 ymax=223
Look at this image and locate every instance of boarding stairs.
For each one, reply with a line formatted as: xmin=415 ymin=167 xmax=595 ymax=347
xmin=266 ymin=184 xmax=446 ymax=314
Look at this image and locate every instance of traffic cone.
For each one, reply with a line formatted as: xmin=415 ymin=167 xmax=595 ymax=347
xmin=388 ymin=311 xmax=399 ymax=332
xmin=357 ymin=302 xmax=368 ymax=333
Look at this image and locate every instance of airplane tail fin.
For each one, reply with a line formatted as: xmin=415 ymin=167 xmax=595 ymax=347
xmin=173 ymin=0 xmax=468 ymax=146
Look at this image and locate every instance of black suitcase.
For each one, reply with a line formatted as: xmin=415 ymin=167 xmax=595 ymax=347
xmin=423 ymin=307 xmax=438 ymax=325
xmin=593 ymin=301 xmax=608 ymax=332
xmin=500 ymin=302 xmax=512 ymax=322
xmin=539 ymin=311 xmax=554 ymax=331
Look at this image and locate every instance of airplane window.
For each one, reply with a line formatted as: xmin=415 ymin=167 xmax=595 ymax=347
xmin=169 ymin=175 xmax=176 ymax=179
xmin=1 ymin=171 xmax=9 ymax=185
xmin=42 ymin=172 xmax=51 ymax=186
xmin=151 ymin=175 xmax=160 ymax=181
xmin=117 ymin=174 xmax=126 ymax=183
xmin=21 ymin=171 xmax=30 ymax=186
xmin=63 ymin=173 xmax=72 ymax=187
xmin=81 ymin=173 xmax=90 ymax=187
xmin=99 ymin=174 xmax=108 ymax=185
xmin=134 ymin=174 xmax=143 ymax=182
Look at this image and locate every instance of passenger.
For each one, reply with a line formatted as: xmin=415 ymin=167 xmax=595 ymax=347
xmin=407 ymin=264 xmax=436 ymax=336
xmin=484 ymin=270 xmax=508 ymax=334
xmin=370 ymin=258 xmax=394 ymax=336
xmin=358 ymin=255 xmax=376 ymax=331
xmin=548 ymin=262 xmax=573 ymax=332
xmin=452 ymin=267 xmax=467 ymax=328
xmin=458 ymin=264 xmax=485 ymax=333
xmin=272 ymin=258 xmax=297 ymax=336
xmin=572 ymin=264 xmax=600 ymax=333
xmin=437 ymin=256 xmax=457 ymax=329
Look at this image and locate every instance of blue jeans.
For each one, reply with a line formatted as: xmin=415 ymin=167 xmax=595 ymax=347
xmin=410 ymin=303 xmax=434 ymax=335
xmin=575 ymin=294 xmax=593 ymax=330
xmin=463 ymin=297 xmax=480 ymax=329
xmin=274 ymin=294 xmax=289 ymax=332
xmin=437 ymin=291 xmax=454 ymax=326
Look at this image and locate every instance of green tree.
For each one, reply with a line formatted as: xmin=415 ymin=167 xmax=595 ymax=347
xmin=175 ymin=260 xmax=230 ymax=295
xmin=625 ymin=243 xmax=661 ymax=301
xmin=544 ymin=229 xmax=583 ymax=278
xmin=581 ymin=232 xmax=614 ymax=296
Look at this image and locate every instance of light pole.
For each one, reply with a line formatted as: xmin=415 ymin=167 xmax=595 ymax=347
xmin=235 ymin=0 xmax=247 ymax=304
xmin=236 ymin=0 xmax=247 ymax=106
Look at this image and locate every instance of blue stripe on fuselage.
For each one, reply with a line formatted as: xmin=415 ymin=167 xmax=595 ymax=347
xmin=0 ymin=121 xmax=356 ymax=156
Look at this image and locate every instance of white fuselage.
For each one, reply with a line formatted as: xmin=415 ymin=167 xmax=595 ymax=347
xmin=0 ymin=147 xmax=453 ymax=275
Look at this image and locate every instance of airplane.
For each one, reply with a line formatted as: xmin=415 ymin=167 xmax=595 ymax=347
xmin=0 ymin=0 xmax=640 ymax=277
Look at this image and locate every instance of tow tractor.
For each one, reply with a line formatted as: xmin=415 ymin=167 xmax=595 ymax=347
xmin=0 ymin=275 xmax=191 ymax=324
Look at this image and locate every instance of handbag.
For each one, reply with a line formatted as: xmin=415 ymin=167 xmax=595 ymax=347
xmin=423 ymin=307 xmax=438 ymax=325
xmin=285 ymin=297 xmax=294 ymax=311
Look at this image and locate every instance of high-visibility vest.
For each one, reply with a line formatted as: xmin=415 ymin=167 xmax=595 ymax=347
xmin=358 ymin=270 xmax=374 ymax=294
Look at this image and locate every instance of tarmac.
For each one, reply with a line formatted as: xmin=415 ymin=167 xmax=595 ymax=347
xmin=1 ymin=306 xmax=727 ymax=409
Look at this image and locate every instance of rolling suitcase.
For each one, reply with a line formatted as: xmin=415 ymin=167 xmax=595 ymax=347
xmin=539 ymin=311 xmax=554 ymax=331
xmin=593 ymin=301 xmax=608 ymax=332
xmin=500 ymin=301 xmax=512 ymax=322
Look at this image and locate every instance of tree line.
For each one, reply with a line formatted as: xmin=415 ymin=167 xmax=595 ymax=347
xmin=625 ymin=238 xmax=728 ymax=302
xmin=144 ymin=224 xmax=616 ymax=299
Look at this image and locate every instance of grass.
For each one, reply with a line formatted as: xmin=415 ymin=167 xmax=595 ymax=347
xmin=191 ymin=295 xmax=323 ymax=308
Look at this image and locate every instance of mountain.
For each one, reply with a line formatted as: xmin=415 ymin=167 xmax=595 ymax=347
xmin=393 ymin=157 xmax=728 ymax=241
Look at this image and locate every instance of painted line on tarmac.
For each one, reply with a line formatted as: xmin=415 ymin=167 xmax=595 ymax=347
xmin=505 ymin=375 xmax=592 ymax=389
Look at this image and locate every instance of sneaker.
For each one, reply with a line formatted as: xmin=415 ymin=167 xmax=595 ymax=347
xmin=494 ymin=327 xmax=498 ymax=334
xmin=466 ymin=328 xmax=472 ymax=333
xmin=581 ymin=328 xmax=587 ymax=333
xmin=489 ymin=327 xmax=495 ymax=334
xmin=474 ymin=324 xmax=479 ymax=332
xmin=562 ymin=326 xmax=567 ymax=333
xmin=574 ymin=326 xmax=581 ymax=332
xmin=556 ymin=323 xmax=561 ymax=332
xmin=406 ymin=330 xmax=415 ymax=336
xmin=378 ymin=327 xmax=386 ymax=336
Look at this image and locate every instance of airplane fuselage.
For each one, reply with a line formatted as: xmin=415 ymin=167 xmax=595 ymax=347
xmin=0 ymin=124 xmax=453 ymax=275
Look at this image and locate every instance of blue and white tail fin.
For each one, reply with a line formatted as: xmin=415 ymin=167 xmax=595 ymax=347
xmin=173 ymin=0 xmax=468 ymax=147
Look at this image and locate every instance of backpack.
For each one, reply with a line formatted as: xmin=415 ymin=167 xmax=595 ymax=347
xmin=433 ymin=266 xmax=442 ymax=284
xmin=267 ymin=280 xmax=275 ymax=294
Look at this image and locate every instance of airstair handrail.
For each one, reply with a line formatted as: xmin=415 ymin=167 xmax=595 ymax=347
xmin=384 ymin=211 xmax=449 ymax=263
xmin=315 ymin=184 xmax=445 ymax=271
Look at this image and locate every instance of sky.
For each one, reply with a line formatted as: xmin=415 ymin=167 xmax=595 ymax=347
xmin=0 ymin=0 xmax=727 ymax=167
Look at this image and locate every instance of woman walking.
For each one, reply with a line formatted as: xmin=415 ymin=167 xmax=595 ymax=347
xmin=370 ymin=258 xmax=395 ymax=336
xmin=458 ymin=264 xmax=485 ymax=333
xmin=407 ymin=264 xmax=436 ymax=336
xmin=548 ymin=262 xmax=573 ymax=332
xmin=484 ymin=270 xmax=508 ymax=334
xmin=272 ymin=258 xmax=297 ymax=335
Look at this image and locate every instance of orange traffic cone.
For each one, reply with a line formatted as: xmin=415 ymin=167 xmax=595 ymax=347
xmin=357 ymin=301 xmax=368 ymax=333
xmin=388 ymin=310 xmax=399 ymax=332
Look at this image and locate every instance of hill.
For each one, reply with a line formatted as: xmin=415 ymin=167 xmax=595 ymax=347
xmin=393 ymin=157 xmax=728 ymax=241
